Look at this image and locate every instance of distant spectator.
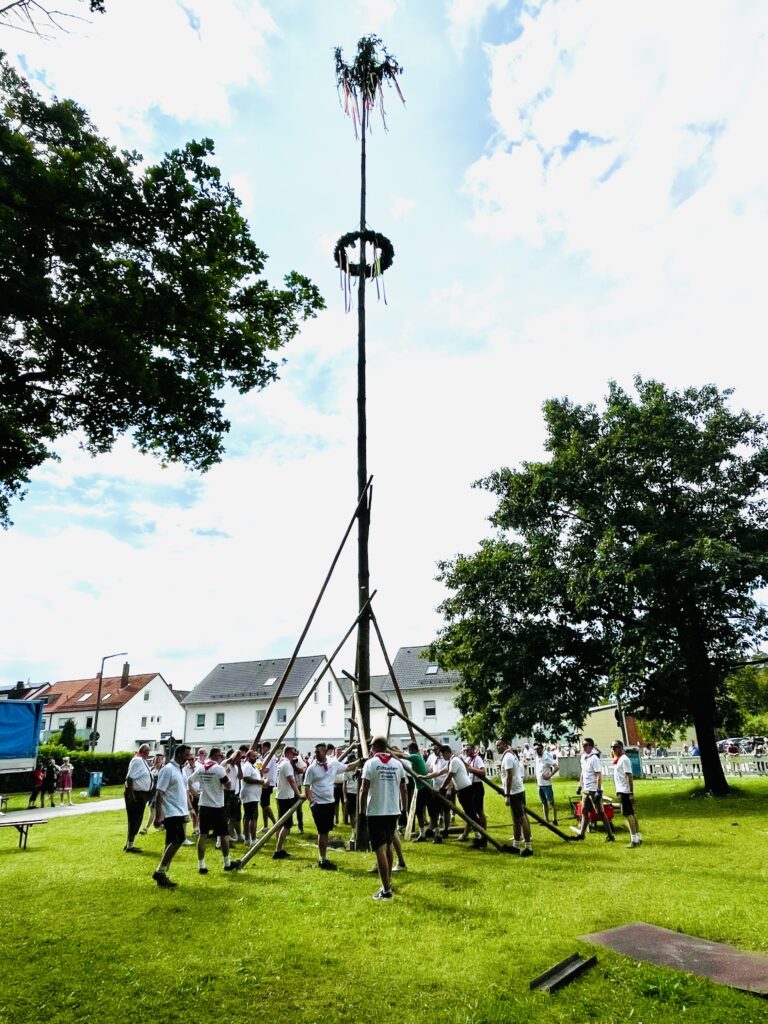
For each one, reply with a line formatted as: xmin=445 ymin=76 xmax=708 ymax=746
xmin=42 ymin=758 xmax=58 ymax=807
xmin=124 ymin=744 xmax=153 ymax=853
xmin=57 ymin=756 xmax=74 ymax=806
xmin=28 ymin=762 xmax=45 ymax=808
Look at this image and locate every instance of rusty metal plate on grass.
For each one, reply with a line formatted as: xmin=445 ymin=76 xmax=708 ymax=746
xmin=583 ymin=923 xmax=768 ymax=995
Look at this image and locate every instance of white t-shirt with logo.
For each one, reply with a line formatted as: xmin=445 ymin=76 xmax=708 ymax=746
xmin=188 ymin=762 xmax=228 ymax=808
xmin=304 ymin=760 xmax=348 ymax=804
xmin=155 ymin=762 xmax=189 ymax=818
xmin=363 ymin=754 xmax=406 ymax=816
xmin=276 ymin=758 xmax=298 ymax=800
xmin=447 ymin=755 xmax=473 ymax=792
xmin=535 ymin=752 xmax=556 ymax=786
xmin=241 ymin=760 xmax=263 ymax=803
xmin=500 ymin=750 xmax=524 ymax=796
xmin=613 ymin=754 xmax=633 ymax=795
xmin=581 ymin=751 xmax=602 ymax=790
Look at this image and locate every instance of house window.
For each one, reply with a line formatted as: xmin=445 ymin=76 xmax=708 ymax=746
xmin=157 ymin=716 xmax=161 ymax=724
xmin=264 ymin=676 xmax=277 ymax=686
xmin=150 ymin=716 xmax=155 ymax=723
xmin=102 ymin=693 xmax=111 ymax=702
xmin=196 ymin=714 xmax=206 ymax=728
xmin=404 ymin=702 xmax=412 ymax=718
xmin=313 ymin=689 xmax=319 ymax=703
xmin=144 ymin=690 xmax=150 ymax=701
xmin=320 ymin=710 xmax=326 ymax=726
xmin=255 ymin=710 xmax=265 ymax=725
xmin=86 ymin=717 xmax=93 ymax=729
xmin=327 ymin=679 xmax=332 ymax=704
xmin=426 ymin=665 xmax=439 ymax=675
xmin=78 ymin=692 xmax=93 ymax=702
xmin=424 ymin=700 xmax=437 ymax=719
xmin=141 ymin=716 xmax=148 ymax=728
xmin=215 ymin=713 xmax=225 ymax=728
xmin=276 ymin=708 xmax=287 ymax=724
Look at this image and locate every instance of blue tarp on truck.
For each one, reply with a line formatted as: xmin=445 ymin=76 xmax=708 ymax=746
xmin=0 ymin=700 xmax=43 ymax=772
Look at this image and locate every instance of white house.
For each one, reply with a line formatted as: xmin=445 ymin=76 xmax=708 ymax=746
xmin=368 ymin=645 xmax=462 ymax=749
xmin=182 ymin=655 xmax=348 ymax=752
xmin=27 ymin=669 xmax=185 ymax=753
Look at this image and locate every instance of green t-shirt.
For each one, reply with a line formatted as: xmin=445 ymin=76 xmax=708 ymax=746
xmin=408 ymin=752 xmax=429 ymax=790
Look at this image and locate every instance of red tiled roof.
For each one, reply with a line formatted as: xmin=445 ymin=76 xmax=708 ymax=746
xmin=51 ymin=673 xmax=161 ymax=712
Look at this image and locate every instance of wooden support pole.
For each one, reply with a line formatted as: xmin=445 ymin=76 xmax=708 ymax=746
xmin=251 ymin=476 xmax=373 ymax=749
xmin=358 ymin=689 xmax=572 ymax=842
xmin=259 ymin=593 xmax=377 ymax=774
xmin=234 ymin=797 xmax=306 ymax=870
xmin=370 ymin=610 xmax=416 ymax=743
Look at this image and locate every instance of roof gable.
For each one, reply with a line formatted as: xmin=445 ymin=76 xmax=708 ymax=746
xmin=184 ymin=656 xmax=327 ymax=705
xmin=51 ymin=674 xmax=162 ymax=712
xmin=382 ymin=646 xmax=460 ymax=692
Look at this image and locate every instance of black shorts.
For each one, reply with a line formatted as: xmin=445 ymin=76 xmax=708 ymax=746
xmin=163 ymin=816 xmax=186 ymax=845
xmin=199 ymin=805 xmax=229 ymax=838
xmin=277 ymin=797 xmax=297 ymax=828
xmin=368 ymin=814 xmax=399 ymax=850
xmin=456 ymin=785 xmax=477 ymax=821
xmin=242 ymin=800 xmax=259 ymax=823
xmin=260 ymin=785 xmax=273 ymax=809
xmin=473 ymin=781 xmax=485 ymax=810
xmin=508 ymin=792 xmax=527 ymax=822
xmin=345 ymin=792 xmax=358 ymax=816
xmin=619 ymin=792 xmax=635 ymax=816
xmin=311 ymin=802 xmax=335 ymax=836
xmin=581 ymin=790 xmax=603 ymax=815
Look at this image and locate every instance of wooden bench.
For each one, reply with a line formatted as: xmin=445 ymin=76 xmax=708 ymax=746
xmin=0 ymin=818 xmax=48 ymax=849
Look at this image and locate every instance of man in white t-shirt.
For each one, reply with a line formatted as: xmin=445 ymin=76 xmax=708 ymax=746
xmin=459 ymin=744 xmax=488 ymax=842
xmin=304 ymin=743 xmax=361 ymax=870
xmin=186 ymin=747 xmax=235 ymax=873
xmin=259 ymin=741 xmax=278 ymax=831
xmin=495 ymin=739 xmax=533 ymax=856
xmin=424 ymin=744 xmax=450 ymax=843
xmin=438 ymin=745 xmax=483 ymax=846
xmin=361 ymin=736 xmax=407 ymax=900
xmin=611 ymin=740 xmax=642 ymax=847
xmin=124 ymin=744 xmax=153 ymax=853
xmin=152 ymin=744 xmax=191 ymax=889
xmin=575 ymin=737 xmax=615 ymax=841
xmin=273 ymin=746 xmax=303 ymax=861
xmin=241 ymin=749 xmax=264 ymax=846
xmin=533 ymin=741 xmax=559 ymax=825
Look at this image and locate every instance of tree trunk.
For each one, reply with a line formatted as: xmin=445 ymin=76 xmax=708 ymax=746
xmin=691 ymin=688 xmax=730 ymax=796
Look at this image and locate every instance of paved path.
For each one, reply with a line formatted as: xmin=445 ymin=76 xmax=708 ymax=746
xmin=0 ymin=798 xmax=124 ymax=820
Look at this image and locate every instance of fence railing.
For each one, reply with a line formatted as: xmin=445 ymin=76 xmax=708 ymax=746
xmin=601 ymin=754 xmax=768 ymax=779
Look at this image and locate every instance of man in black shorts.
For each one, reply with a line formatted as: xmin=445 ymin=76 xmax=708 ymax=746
xmin=304 ymin=743 xmax=360 ymax=869
xmin=361 ymin=737 xmax=408 ymax=900
xmin=273 ymin=746 xmax=303 ymax=860
xmin=259 ymin=741 xmax=277 ymax=831
xmin=186 ymin=747 xmax=234 ymax=873
xmin=152 ymin=744 xmax=191 ymax=889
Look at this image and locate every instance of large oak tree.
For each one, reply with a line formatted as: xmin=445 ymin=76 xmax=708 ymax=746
xmin=0 ymin=57 xmax=323 ymax=525
xmin=432 ymin=378 xmax=768 ymax=795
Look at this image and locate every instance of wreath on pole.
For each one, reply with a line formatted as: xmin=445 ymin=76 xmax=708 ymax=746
xmin=334 ymin=229 xmax=395 ymax=311
xmin=333 ymin=229 xmax=394 ymax=278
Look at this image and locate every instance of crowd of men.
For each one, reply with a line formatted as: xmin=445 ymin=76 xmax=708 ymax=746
xmin=121 ymin=734 xmax=642 ymax=898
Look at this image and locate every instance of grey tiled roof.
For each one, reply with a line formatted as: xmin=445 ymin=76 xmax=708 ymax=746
xmin=183 ymin=656 xmax=326 ymax=705
xmin=381 ymin=646 xmax=460 ymax=692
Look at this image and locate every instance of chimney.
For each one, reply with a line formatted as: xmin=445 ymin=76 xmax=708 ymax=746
xmin=120 ymin=661 xmax=130 ymax=689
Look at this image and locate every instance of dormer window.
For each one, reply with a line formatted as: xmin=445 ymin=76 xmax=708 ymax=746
xmin=425 ymin=665 xmax=438 ymax=675
xmin=264 ymin=677 xmax=277 ymax=686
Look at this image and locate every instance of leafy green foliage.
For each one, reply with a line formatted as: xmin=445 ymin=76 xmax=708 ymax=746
xmin=58 ymin=718 xmax=77 ymax=750
xmin=433 ymin=378 xmax=768 ymax=793
xmin=0 ymin=58 xmax=324 ymax=525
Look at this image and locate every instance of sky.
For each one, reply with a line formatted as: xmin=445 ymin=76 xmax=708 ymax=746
xmin=2 ymin=0 xmax=767 ymax=693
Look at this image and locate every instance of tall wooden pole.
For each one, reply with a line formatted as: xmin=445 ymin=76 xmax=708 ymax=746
xmin=355 ymin=92 xmax=371 ymax=744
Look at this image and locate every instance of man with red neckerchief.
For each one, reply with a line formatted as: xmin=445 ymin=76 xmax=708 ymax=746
xmin=361 ymin=736 xmax=407 ymax=901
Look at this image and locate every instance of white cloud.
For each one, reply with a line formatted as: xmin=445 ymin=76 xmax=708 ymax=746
xmin=446 ymin=0 xmax=513 ymax=53
xmin=391 ymin=195 xmax=416 ymax=219
xmin=8 ymin=0 xmax=277 ymax=150
xmin=353 ymin=0 xmax=399 ymax=32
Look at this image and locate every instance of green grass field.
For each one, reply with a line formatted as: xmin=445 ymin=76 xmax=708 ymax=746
xmin=2 ymin=778 xmax=766 ymax=1024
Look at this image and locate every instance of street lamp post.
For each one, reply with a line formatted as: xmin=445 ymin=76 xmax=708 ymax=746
xmin=91 ymin=651 xmax=127 ymax=752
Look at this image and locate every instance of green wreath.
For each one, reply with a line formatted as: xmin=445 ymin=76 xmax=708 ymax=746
xmin=333 ymin=230 xmax=394 ymax=278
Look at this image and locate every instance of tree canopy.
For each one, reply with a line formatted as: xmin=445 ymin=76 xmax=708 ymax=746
xmin=0 ymin=57 xmax=323 ymax=526
xmin=432 ymin=378 xmax=768 ymax=794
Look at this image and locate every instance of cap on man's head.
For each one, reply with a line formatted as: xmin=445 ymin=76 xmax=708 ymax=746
xmin=611 ymin=740 xmax=624 ymax=749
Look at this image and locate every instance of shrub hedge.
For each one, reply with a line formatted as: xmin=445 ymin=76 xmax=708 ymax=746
xmin=0 ymin=747 xmax=133 ymax=794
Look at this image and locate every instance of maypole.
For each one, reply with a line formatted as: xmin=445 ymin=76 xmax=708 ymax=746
xmin=333 ymin=37 xmax=404 ymax=749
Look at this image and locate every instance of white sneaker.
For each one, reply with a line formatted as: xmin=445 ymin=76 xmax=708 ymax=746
xmin=182 ymin=839 xmax=194 ymax=846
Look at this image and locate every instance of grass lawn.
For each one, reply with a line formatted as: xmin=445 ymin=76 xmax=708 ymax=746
xmin=1 ymin=777 xmax=766 ymax=1024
